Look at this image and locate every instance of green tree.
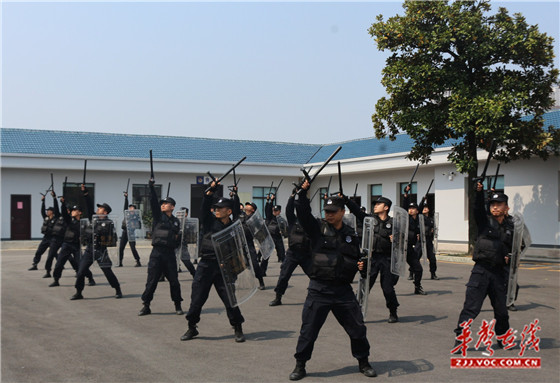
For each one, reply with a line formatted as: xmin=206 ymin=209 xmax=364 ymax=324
xmin=369 ymin=0 xmax=559 ymax=251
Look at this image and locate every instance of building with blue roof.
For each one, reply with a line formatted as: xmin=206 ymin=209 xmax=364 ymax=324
xmin=1 ymin=110 xmax=559 ymax=260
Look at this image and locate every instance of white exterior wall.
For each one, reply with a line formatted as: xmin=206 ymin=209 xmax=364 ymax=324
xmin=2 ymin=150 xmax=559 ymax=256
xmin=0 ymin=154 xmax=301 ymax=239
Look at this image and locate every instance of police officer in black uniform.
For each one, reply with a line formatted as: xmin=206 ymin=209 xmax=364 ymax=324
xmin=118 ymin=192 xmax=142 ymax=267
xmin=269 ymin=190 xmax=312 ymax=306
xmin=70 ymin=185 xmax=122 ymax=300
xmin=138 ymin=178 xmax=183 ymax=316
xmin=265 ymin=195 xmax=286 ymax=263
xmin=347 ymin=196 xmax=400 ymax=323
xmin=403 ymin=186 xmax=426 ymax=295
xmin=453 ymin=184 xmax=513 ymax=349
xmin=181 ymin=181 xmax=246 ymax=343
xmin=49 ymin=198 xmax=94 ymax=288
xmin=288 ymin=180 xmax=376 ymax=381
xmin=418 ymin=203 xmax=438 ymax=280
xmin=29 ymin=191 xmax=64 ymax=279
xmin=239 ymin=201 xmax=266 ymax=290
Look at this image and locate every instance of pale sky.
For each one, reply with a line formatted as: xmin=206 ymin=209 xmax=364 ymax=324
xmin=2 ymin=1 xmax=559 ymax=144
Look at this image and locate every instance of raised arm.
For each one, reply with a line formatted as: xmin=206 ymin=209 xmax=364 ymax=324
xmin=52 ymin=191 xmax=60 ymax=217
xmin=286 ymin=194 xmax=296 ymax=226
xmin=294 ymin=183 xmax=320 ymax=243
xmin=40 ymin=195 xmax=47 ymax=219
xmin=345 ymin=196 xmax=368 ymax=221
xmin=149 ymin=181 xmax=161 ymax=224
xmin=473 ymin=182 xmax=487 ymax=229
xmin=82 ymin=185 xmax=94 ymax=220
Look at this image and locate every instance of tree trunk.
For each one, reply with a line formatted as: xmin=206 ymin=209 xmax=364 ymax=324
xmin=466 ymin=131 xmax=478 ymax=255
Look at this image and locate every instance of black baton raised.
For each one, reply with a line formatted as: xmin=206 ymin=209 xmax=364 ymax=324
xmin=83 ymin=160 xmax=87 ymax=185
xmin=205 ymin=156 xmax=246 ymax=193
xmin=149 ymin=150 xmax=154 ymax=180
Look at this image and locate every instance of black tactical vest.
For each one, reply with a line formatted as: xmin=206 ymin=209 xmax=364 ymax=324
xmin=472 ymin=217 xmax=513 ymax=268
xmin=152 ymin=214 xmax=181 ymax=249
xmin=200 ymin=219 xmax=231 ymax=258
xmin=288 ymin=221 xmax=311 ymax=252
xmin=310 ymin=221 xmax=360 ymax=283
xmin=41 ymin=216 xmax=56 ymax=236
xmin=373 ymin=216 xmax=393 ymax=255
xmin=64 ymin=218 xmax=81 ymax=245
xmin=51 ymin=216 xmax=67 ymax=237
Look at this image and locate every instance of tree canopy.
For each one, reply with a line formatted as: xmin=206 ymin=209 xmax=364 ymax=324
xmin=369 ymin=0 xmax=559 ymax=173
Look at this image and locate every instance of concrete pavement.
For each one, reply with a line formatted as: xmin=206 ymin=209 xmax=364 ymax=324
xmin=2 ymin=246 xmax=559 ymax=382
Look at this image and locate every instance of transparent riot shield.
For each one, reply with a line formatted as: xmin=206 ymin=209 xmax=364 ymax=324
xmin=343 ymin=213 xmax=357 ymax=232
xmin=245 ymin=210 xmax=275 ymax=261
xmin=277 ymin=216 xmax=288 ymax=237
xmin=418 ymin=215 xmax=428 ymax=264
xmin=506 ymin=213 xmax=526 ymax=306
xmin=212 ymin=220 xmax=258 ymax=307
xmin=391 ymin=206 xmax=409 ymax=277
xmin=92 ymin=214 xmax=119 ymax=268
xmin=179 ymin=217 xmax=200 ymax=267
xmin=124 ymin=209 xmax=144 ymax=242
xmin=356 ymin=216 xmax=376 ymax=319
xmin=433 ymin=212 xmax=439 ymax=255
xmin=175 ymin=210 xmax=186 ymax=270
xmin=80 ymin=218 xmax=92 ymax=252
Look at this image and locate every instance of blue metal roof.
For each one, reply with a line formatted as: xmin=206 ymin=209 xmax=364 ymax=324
xmin=2 ymin=110 xmax=558 ymax=164
xmin=309 ymin=110 xmax=560 ymax=163
xmin=0 ymin=129 xmax=320 ymax=165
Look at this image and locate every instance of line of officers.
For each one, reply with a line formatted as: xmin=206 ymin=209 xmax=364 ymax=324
xmin=28 ymin=176 xmax=514 ymax=381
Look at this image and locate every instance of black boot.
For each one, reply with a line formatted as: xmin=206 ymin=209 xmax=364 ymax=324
xmin=49 ymin=279 xmax=60 ymax=287
xmin=269 ymin=293 xmax=282 ymax=307
xmin=234 ymin=324 xmax=245 ymax=343
xmin=358 ymin=358 xmax=377 ymax=377
xmin=88 ymin=277 xmax=96 ymax=286
xmin=115 ymin=286 xmax=123 ymax=299
xmin=431 ymin=272 xmax=439 ymax=280
xmin=28 ymin=264 xmax=38 ymax=271
xmin=70 ymin=291 xmax=84 ymax=300
xmin=414 ymin=286 xmax=427 ymax=295
xmin=289 ymin=360 xmax=306 ymax=381
xmin=258 ymin=278 xmax=265 ymax=290
xmin=42 ymin=271 xmax=51 ymax=278
xmin=174 ymin=302 xmax=184 ymax=315
xmin=181 ymin=325 xmax=199 ymax=341
xmin=135 ymin=261 xmax=142 ymax=267
xmin=388 ymin=309 xmax=399 ymax=323
xmin=138 ymin=303 xmax=151 ymax=316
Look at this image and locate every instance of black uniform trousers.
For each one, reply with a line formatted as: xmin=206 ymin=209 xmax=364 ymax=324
xmin=118 ymin=230 xmax=140 ymax=264
xmin=76 ymin=246 xmax=120 ymax=292
xmin=406 ymin=243 xmax=423 ymax=287
xmin=178 ymin=247 xmax=196 ymax=276
xmin=273 ymin=235 xmax=286 ymax=262
xmin=294 ymin=281 xmax=370 ymax=362
xmin=181 ymin=258 xmax=197 ymax=276
xmin=44 ymin=237 xmax=64 ymax=272
xmin=186 ymin=257 xmax=244 ymax=326
xmin=414 ymin=240 xmax=437 ymax=274
xmin=273 ymin=248 xmax=312 ymax=296
xmin=52 ymin=243 xmax=83 ymax=281
xmin=368 ymin=255 xmax=399 ymax=310
xmin=32 ymin=236 xmax=52 ymax=266
xmin=141 ymin=246 xmax=182 ymax=304
xmin=455 ymin=263 xmax=510 ymax=337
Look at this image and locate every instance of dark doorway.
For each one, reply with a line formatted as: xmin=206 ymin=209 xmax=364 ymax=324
xmin=190 ymin=184 xmax=224 ymax=219
xmin=11 ymin=195 xmax=31 ymax=240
